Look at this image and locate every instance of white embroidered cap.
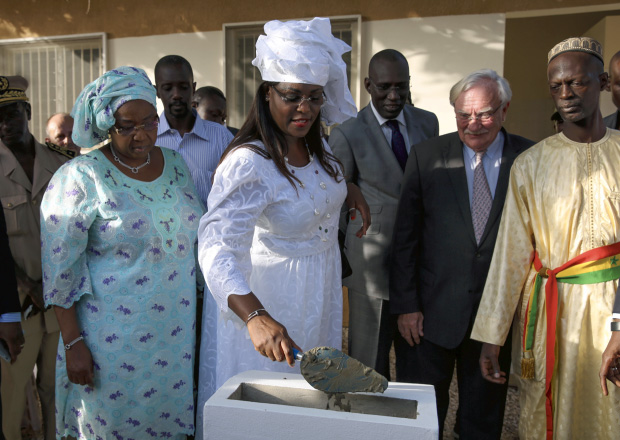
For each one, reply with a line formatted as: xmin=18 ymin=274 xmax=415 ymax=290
xmin=252 ymin=17 xmax=357 ymax=125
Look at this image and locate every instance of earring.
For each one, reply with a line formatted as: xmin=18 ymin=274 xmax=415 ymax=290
xmin=265 ymin=97 xmax=269 ymax=102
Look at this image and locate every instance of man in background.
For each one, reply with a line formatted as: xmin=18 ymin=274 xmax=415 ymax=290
xmin=192 ymin=86 xmax=239 ymax=136
xmin=330 ymin=49 xmax=439 ymax=379
xmin=45 ymin=113 xmax=80 ymax=156
xmin=155 ymin=57 xmax=233 ymax=206
xmin=0 ymin=75 xmax=72 ymax=440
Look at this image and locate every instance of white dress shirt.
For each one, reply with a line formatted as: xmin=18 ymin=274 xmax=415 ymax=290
xmin=369 ymin=102 xmax=412 ymax=153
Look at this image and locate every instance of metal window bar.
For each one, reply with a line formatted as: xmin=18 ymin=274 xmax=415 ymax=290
xmin=0 ymin=34 xmax=104 ymax=142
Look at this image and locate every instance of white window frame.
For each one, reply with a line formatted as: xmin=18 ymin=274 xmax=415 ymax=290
xmin=0 ymin=32 xmax=107 ymax=142
xmin=223 ymin=16 xmax=361 ymax=129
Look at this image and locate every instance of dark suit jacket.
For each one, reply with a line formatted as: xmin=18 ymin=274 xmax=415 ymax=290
xmin=0 ymin=208 xmax=19 ymax=315
xmin=330 ymin=104 xmax=439 ymax=300
xmin=604 ymin=111 xmax=619 ymax=130
xmin=389 ymin=129 xmax=534 ymax=349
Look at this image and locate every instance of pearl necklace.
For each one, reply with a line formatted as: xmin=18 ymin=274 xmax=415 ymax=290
xmin=109 ymin=144 xmax=151 ymax=174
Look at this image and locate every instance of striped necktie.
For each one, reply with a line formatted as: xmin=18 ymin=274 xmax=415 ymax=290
xmin=472 ymin=151 xmax=492 ymax=244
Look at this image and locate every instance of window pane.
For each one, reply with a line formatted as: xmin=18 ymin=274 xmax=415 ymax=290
xmin=226 ymin=20 xmax=356 ymax=128
xmin=0 ymin=35 xmax=104 ymax=141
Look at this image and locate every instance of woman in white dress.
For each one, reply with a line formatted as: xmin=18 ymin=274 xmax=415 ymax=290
xmin=196 ymin=18 xmax=369 ymax=428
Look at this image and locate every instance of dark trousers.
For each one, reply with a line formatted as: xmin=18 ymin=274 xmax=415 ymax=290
xmin=395 ymin=324 xmax=512 ymax=440
xmin=347 ymin=289 xmax=398 ymax=379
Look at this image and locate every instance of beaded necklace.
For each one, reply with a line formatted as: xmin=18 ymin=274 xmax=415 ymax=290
xmin=109 ymin=144 xmax=151 ymax=174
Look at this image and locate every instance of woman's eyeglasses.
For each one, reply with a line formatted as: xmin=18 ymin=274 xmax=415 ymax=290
xmin=112 ymin=120 xmax=159 ymax=136
xmin=271 ymin=87 xmax=325 ymax=107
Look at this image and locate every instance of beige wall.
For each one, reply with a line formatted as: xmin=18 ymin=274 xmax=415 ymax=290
xmin=105 ymin=14 xmax=504 ymax=134
xmin=504 ymin=7 xmax=620 ymax=142
xmin=585 ymin=16 xmax=620 ymax=118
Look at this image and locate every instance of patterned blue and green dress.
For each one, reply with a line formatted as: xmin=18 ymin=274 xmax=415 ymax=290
xmin=41 ymin=147 xmax=204 ymax=440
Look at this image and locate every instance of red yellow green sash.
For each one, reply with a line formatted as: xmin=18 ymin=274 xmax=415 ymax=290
xmin=521 ymin=242 xmax=620 ymax=440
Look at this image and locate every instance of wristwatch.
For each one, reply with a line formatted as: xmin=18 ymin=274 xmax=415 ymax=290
xmin=611 ymin=321 xmax=620 ymax=332
xmin=64 ymin=335 xmax=84 ymax=351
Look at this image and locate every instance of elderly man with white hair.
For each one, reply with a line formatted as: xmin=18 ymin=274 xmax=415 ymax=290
xmin=390 ymin=69 xmax=533 ymax=439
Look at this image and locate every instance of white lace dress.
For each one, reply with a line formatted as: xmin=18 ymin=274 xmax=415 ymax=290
xmin=196 ymin=141 xmax=346 ymax=429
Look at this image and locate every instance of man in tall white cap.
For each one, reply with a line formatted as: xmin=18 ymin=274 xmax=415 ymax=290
xmin=472 ymin=37 xmax=620 ymax=439
xmin=0 ymin=75 xmax=72 ymax=440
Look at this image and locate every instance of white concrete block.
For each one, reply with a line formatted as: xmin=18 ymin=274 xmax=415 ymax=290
xmin=204 ymin=370 xmax=438 ymax=440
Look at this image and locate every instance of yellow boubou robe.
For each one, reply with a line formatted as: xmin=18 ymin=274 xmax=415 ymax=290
xmin=471 ymin=129 xmax=620 ymax=440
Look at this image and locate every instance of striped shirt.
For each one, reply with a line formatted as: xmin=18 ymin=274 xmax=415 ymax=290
xmin=157 ymin=112 xmax=233 ymax=207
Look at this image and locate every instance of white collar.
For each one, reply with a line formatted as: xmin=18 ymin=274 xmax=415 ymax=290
xmin=370 ymin=101 xmax=406 ymax=128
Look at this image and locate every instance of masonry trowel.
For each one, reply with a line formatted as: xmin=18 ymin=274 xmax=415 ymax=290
xmin=292 ymin=346 xmax=388 ymax=394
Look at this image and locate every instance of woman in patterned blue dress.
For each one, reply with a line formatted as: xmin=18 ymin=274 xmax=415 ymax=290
xmin=41 ymin=67 xmax=203 ymax=440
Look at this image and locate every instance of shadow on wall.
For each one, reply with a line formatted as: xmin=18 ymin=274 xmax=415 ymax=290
xmin=505 ymin=9 xmax=620 ymax=143
xmin=361 ymin=14 xmax=506 ymax=136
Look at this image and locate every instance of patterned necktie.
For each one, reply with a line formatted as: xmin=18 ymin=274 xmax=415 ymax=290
xmin=385 ymin=120 xmax=408 ymax=171
xmin=472 ymin=151 xmax=492 ymax=244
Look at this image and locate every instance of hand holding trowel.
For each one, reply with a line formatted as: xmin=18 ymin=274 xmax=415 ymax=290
xmin=292 ymin=346 xmax=388 ymax=394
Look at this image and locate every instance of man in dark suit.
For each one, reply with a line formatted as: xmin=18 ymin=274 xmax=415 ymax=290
xmin=390 ymin=69 xmax=534 ymax=439
xmin=330 ymin=49 xmax=439 ymax=378
xmin=604 ymin=50 xmax=620 ymax=130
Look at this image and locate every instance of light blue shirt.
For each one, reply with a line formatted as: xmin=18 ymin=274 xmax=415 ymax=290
xmin=369 ymin=102 xmax=412 ymax=153
xmin=157 ymin=111 xmax=234 ymax=207
xmin=462 ymin=131 xmax=504 ymax=208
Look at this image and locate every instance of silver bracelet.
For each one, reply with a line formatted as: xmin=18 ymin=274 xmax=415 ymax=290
xmin=612 ymin=321 xmax=620 ymax=332
xmin=246 ymin=308 xmax=267 ymax=325
xmin=64 ymin=335 xmax=84 ymax=351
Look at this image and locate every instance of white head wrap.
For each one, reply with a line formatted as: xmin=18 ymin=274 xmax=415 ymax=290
xmin=252 ymin=17 xmax=357 ymax=126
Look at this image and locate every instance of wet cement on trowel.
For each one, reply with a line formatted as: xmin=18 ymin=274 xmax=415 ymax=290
xmin=300 ymin=347 xmax=388 ymax=395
